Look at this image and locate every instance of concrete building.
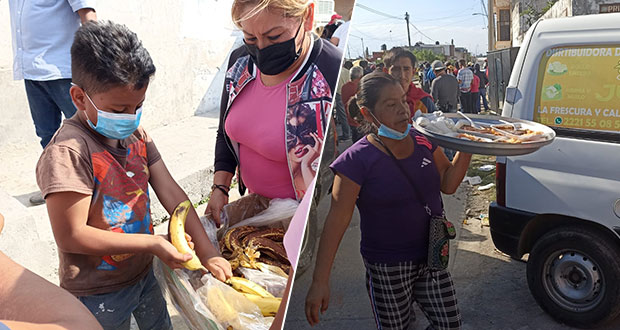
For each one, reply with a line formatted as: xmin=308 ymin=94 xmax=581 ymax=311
xmin=454 ymin=47 xmax=470 ymax=61
xmin=488 ymin=0 xmax=513 ymax=50
xmin=315 ymin=0 xmax=336 ymax=27
xmin=412 ymin=42 xmax=452 ymax=57
xmin=409 ymin=42 xmax=469 ymax=61
xmin=489 ymin=0 xmax=620 ymax=50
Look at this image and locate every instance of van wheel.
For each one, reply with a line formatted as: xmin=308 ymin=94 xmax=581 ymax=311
xmin=527 ymin=226 xmax=620 ymax=328
xmin=295 ymin=206 xmax=317 ymax=279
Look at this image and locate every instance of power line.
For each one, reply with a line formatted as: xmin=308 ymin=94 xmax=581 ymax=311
xmin=412 ymin=13 xmax=474 ymax=23
xmin=416 ymin=16 xmax=480 ymax=32
xmin=408 ymin=22 xmax=435 ymax=42
xmin=355 ymin=2 xmax=436 ymax=43
xmin=480 ymin=0 xmax=489 ymax=17
xmin=354 ymin=16 xmax=400 ymax=25
xmin=351 ymin=27 xmax=395 ymax=42
xmin=355 ymin=3 xmax=401 ymax=20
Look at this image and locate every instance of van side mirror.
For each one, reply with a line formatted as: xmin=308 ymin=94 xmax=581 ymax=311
xmin=505 ymin=87 xmax=522 ymax=105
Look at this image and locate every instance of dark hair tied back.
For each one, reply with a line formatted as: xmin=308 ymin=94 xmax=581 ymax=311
xmin=346 ymin=72 xmax=400 ymax=134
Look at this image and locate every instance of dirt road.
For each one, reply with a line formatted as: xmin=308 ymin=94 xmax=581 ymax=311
xmin=283 ymin=154 xmax=620 ymax=330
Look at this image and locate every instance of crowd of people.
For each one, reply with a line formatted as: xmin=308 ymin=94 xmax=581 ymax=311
xmin=332 ymin=48 xmax=491 ymax=145
xmin=420 ymin=58 xmax=490 ymax=114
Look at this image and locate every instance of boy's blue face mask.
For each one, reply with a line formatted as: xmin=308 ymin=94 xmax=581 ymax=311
xmin=82 ymin=90 xmax=142 ymax=140
xmin=368 ymin=110 xmax=411 ymax=140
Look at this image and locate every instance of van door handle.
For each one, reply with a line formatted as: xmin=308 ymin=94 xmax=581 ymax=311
xmin=505 ymin=87 xmax=522 ymax=105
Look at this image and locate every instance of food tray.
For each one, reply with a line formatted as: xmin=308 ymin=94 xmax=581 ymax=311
xmin=412 ymin=113 xmax=556 ymax=156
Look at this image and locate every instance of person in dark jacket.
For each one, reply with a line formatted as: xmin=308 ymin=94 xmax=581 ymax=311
xmin=474 ymin=63 xmax=489 ymax=112
xmin=206 ymin=0 xmax=342 ymax=225
xmin=431 ymin=60 xmax=459 ymax=112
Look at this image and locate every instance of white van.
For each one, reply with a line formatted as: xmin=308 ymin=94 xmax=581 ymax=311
xmin=489 ymin=13 xmax=620 ymax=328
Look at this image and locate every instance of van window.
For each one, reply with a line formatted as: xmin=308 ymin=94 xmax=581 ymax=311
xmin=533 ymin=45 xmax=620 ymax=136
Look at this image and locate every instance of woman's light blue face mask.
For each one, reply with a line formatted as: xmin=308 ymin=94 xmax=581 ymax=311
xmin=368 ymin=109 xmax=411 ymax=140
xmin=81 ymin=88 xmax=142 ymax=140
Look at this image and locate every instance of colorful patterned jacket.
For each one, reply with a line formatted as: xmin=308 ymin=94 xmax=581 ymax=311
xmin=214 ymin=37 xmax=342 ymax=200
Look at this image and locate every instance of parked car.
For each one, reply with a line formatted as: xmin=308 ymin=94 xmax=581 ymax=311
xmin=489 ymin=13 xmax=620 ymax=328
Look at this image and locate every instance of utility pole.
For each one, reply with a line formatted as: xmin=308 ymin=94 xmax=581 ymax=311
xmin=405 ymin=12 xmax=412 ymax=48
xmin=488 ymin=0 xmax=494 ymax=51
xmin=361 ymin=37 xmax=366 ymax=59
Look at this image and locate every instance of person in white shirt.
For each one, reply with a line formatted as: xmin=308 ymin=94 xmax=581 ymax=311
xmin=330 ymin=20 xmax=349 ymax=52
xmin=8 ymin=0 xmax=96 ymax=204
xmin=330 ymin=0 xmax=353 ymax=52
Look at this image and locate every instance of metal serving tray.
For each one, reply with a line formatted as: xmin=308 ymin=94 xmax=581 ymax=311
xmin=412 ymin=113 xmax=556 ymax=156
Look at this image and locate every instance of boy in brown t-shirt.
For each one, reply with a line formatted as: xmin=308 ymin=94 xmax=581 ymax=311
xmin=36 ymin=21 xmax=232 ymax=329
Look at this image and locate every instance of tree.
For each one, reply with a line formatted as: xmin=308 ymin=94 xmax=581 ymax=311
xmin=412 ymin=49 xmax=443 ymax=63
xmin=381 ymin=44 xmax=387 ymax=51
xmin=521 ymin=0 xmax=558 ymax=26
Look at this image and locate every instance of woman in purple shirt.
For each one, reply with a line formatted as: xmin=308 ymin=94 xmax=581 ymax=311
xmin=305 ymin=72 xmax=472 ymax=330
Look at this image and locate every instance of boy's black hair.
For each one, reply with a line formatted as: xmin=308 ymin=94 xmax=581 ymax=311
xmin=71 ymin=20 xmax=156 ymax=94
xmin=383 ymin=47 xmax=417 ymax=69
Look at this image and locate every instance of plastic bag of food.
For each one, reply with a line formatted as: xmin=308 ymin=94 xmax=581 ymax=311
xmin=153 ymin=259 xmax=224 ymax=330
xmin=229 ymin=198 xmax=299 ymax=231
xmin=214 ymin=194 xmax=272 ymax=239
xmin=199 ymin=215 xmax=220 ymax=252
xmin=197 ymin=274 xmax=270 ymax=330
xmin=238 ymin=267 xmax=288 ymax=298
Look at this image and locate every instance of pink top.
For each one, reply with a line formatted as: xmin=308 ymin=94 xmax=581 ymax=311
xmin=225 ymin=72 xmax=296 ymax=199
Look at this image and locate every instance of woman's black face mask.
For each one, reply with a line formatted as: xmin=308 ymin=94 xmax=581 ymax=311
xmin=244 ymin=21 xmax=304 ymax=75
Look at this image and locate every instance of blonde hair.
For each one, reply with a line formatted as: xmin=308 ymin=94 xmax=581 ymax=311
xmin=231 ymin=0 xmax=310 ymax=28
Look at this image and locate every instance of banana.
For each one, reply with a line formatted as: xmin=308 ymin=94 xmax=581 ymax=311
xmin=242 ymin=293 xmax=281 ymax=317
xmin=203 ymin=284 xmax=238 ymax=325
xmin=256 ymin=262 xmax=289 ymax=278
xmin=227 ymin=276 xmax=274 ymax=298
xmin=169 ymin=200 xmax=206 ymax=272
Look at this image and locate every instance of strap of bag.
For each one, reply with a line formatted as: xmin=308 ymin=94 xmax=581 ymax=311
xmin=371 ymin=133 xmax=435 ymax=216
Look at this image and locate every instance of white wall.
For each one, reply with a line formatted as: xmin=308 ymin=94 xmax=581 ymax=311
xmin=542 ymin=0 xmax=572 ymax=19
xmin=0 ymin=0 xmax=240 ymax=148
xmin=511 ymin=2 xmax=523 ymax=47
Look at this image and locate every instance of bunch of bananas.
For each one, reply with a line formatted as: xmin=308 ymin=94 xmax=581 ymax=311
xmin=220 ymin=226 xmax=291 ymax=275
xmin=227 ymin=277 xmax=281 ymax=317
xmin=169 ymin=201 xmax=282 ymax=319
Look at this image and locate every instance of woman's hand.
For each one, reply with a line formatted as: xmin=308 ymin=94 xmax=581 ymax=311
xmin=300 ymin=132 xmax=322 ymax=166
xmin=204 ymin=256 xmax=233 ymax=282
xmin=305 ymin=280 xmax=331 ymax=326
xmin=204 ymin=188 xmax=229 ymax=227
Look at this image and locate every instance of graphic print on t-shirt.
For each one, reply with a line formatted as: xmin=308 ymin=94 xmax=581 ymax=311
xmin=91 ymin=141 xmax=153 ymax=271
xmin=286 ymin=67 xmax=333 ymax=200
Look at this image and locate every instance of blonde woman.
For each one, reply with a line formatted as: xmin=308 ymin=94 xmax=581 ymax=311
xmin=206 ymin=0 xmax=342 ymax=225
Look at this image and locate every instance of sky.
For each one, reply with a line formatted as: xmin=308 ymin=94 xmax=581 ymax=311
xmin=345 ymin=0 xmax=490 ymax=59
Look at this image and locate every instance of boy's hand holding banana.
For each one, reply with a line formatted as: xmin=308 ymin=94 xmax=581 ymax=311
xmin=168 ymin=200 xmax=232 ymax=282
